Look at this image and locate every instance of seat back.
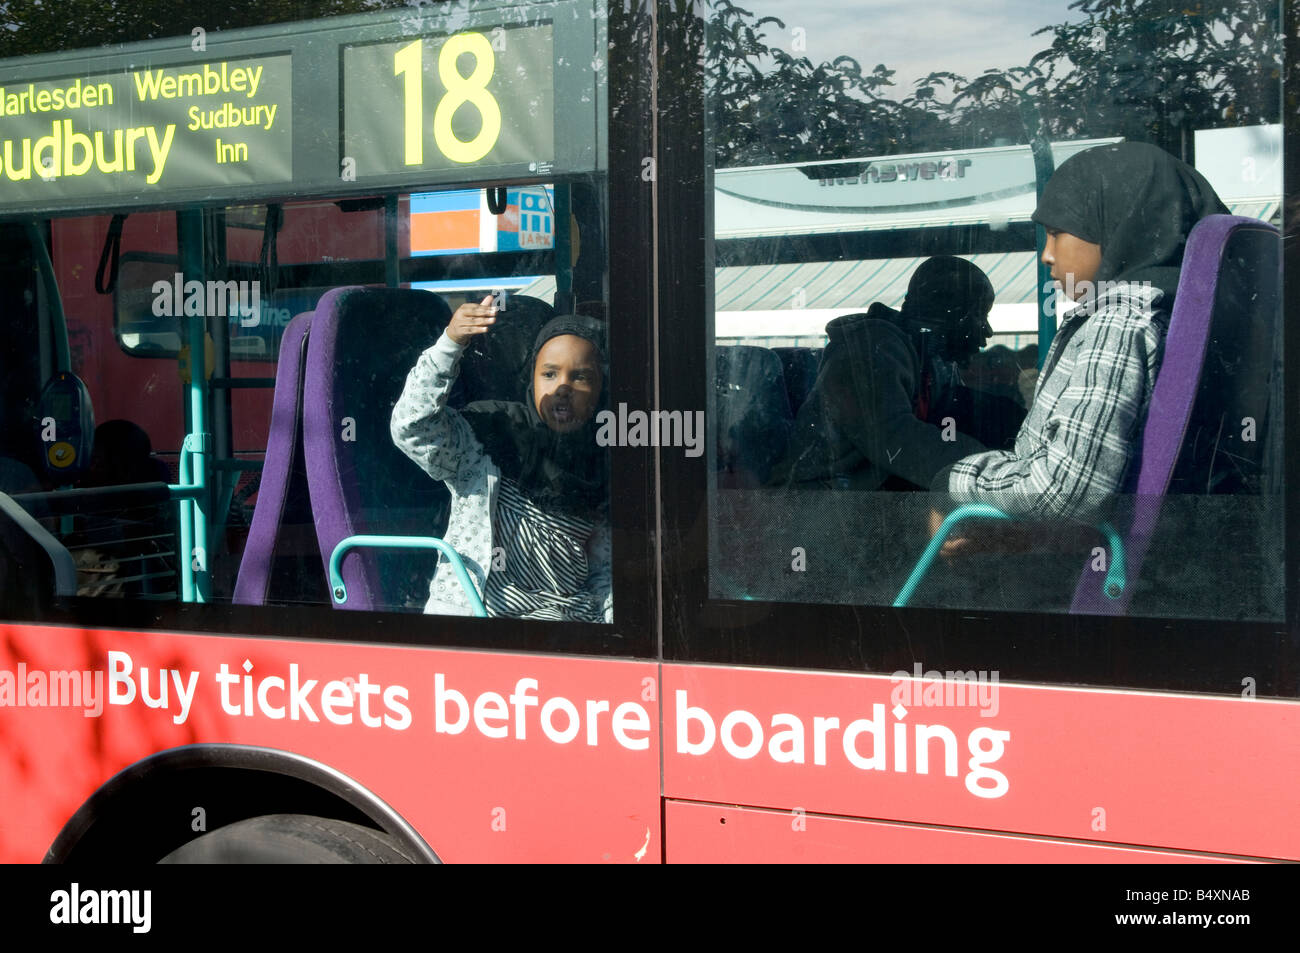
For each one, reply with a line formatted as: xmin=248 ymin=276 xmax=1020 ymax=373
xmin=233 ymin=311 xmax=326 ymax=605
xmin=302 ymin=287 xmax=453 ymax=611
xmin=1070 ymin=215 xmax=1281 ymax=614
xmin=716 ymin=345 xmax=794 ymax=487
xmin=449 ymin=293 xmax=555 ymax=407
xmin=771 ymin=346 xmax=821 ymax=413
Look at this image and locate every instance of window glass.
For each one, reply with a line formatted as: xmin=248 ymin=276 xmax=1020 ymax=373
xmin=705 ymin=0 xmax=1284 ymax=621
xmin=1 ymin=3 xmax=619 ymax=631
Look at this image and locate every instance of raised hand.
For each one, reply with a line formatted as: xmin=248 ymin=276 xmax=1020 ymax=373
xmin=445 ymin=295 xmax=498 ymax=346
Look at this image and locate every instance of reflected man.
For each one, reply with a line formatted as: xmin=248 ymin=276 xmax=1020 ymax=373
xmin=770 ymin=256 xmax=1024 ymax=490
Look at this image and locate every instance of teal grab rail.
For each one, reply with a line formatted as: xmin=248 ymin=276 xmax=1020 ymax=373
xmin=174 ymin=209 xmax=210 ymax=604
xmin=329 ymin=535 xmax=487 ymax=618
xmin=169 ymin=430 xmax=210 ymax=603
xmin=894 ymin=503 xmax=1127 ymax=608
xmin=1095 ymin=521 xmax=1126 ymax=600
xmin=895 ymin=504 xmax=1011 ymax=608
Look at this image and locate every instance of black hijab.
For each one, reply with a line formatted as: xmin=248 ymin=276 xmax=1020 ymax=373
xmin=461 ymin=315 xmax=609 ymax=520
xmin=1031 ymin=142 xmax=1228 ymax=295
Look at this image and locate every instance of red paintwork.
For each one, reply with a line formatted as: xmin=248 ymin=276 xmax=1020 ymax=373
xmin=3 ymin=626 xmax=1297 ymax=862
xmin=0 ymin=624 xmax=660 ymax=863
xmin=664 ymin=801 xmax=1248 ymax=863
xmin=662 ymin=664 xmax=1300 ymax=860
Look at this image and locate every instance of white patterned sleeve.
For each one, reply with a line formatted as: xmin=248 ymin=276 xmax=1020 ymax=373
xmin=946 ymin=302 xmax=1162 ymax=524
xmin=390 ymin=332 xmax=487 ymax=483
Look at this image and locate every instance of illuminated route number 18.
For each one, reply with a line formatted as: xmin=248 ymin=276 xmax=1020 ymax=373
xmin=394 ymin=33 xmax=502 ymax=165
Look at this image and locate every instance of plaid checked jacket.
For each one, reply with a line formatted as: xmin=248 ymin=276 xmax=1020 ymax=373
xmin=936 ymin=283 xmax=1169 ymax=525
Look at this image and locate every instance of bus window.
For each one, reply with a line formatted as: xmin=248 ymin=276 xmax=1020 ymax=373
xmin=702 ymin=0 xmax=1284 ymax=624
xmin=0 ymin=3 xmax=640 ymax=648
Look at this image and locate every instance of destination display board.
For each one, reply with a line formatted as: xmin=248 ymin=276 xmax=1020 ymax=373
xmin=0 ymin=54 xmax=291 ymax=203
xmin=0 ymin=2 xmax=600 ymax=216
xmin=342 ymin=24 xmax=555 ymax=179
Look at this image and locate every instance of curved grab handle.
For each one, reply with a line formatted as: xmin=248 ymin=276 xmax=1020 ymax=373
xmin=894 ymin=503 xmax=1012 ymax=608
xmin=894 ymin=505 xmax=1128 ymax=608
xmin=1095 ymin=521 xmax=1126 ymax=600
xmin=329 ymin=535 xmax=487 ymax=618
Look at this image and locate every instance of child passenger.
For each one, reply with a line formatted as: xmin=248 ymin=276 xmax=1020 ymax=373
xmin=391 ymin=298 xmax=612 ymax=622
xmin=930 ymin=142 xmax=1228 ymax=554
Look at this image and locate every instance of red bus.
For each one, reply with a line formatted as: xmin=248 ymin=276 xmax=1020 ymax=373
xmin=0 ymin=0 xmax=1296 ymax=868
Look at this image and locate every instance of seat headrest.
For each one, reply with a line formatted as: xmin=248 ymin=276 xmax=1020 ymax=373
xmin=454 ymin=293 xmax=556 ymax=405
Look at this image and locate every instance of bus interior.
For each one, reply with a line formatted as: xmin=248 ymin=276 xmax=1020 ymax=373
xmin=1 ymin=144 xmax=1284 ymax=626
xmin=0 ymin=176 xmax=611 ymax=614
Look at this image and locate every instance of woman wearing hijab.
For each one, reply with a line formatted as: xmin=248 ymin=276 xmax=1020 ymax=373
xmin=391 ymin=297 xmax=612 ymax=622
xmin=929 ymin=141 xmax=1228 ymax=557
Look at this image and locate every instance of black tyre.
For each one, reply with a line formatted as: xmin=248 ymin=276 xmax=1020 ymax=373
xmin=158 ymin=814 xmax=420 ymax=864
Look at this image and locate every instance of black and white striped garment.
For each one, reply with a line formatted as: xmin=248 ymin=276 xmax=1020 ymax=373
xmin=483 ymin=478 xmax=605 ymax=622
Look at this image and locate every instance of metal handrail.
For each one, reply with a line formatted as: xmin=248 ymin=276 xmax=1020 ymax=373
xmin=329 ymin=535 xmax=487 ymax=617
xmin=894 ymin=503 xmax=1126 ymax=608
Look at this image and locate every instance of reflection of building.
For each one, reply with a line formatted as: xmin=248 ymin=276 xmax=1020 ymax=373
xmin=705 ymin=129 xmax=1282 ymax=349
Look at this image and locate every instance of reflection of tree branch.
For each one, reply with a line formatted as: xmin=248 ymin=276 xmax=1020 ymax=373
xmin=709 ymin=0 xmax=1279 ymax=166
xmin=0 ymin=0 xmax=421 ymax=58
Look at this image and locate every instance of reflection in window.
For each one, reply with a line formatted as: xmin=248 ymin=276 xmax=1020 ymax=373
xmin=705 ymin=0 xmax=1283 ymax=621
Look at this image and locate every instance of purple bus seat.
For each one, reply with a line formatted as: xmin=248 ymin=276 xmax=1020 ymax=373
xmin=233 ymin=311 xmax=325 ymax=605
xmin=1070 ymin=215 xmax=1281 ymax=615
xmin=302 ymin=287 xmax=454 ymax=612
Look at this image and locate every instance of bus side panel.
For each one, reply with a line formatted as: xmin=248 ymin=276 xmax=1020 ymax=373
xmin=664 ymin=801 xmax=1250 ymax=863
xmin=662 ymin=664 xmax=1300 ymax=860
xmin=0 ymin=624 xmax=660 ymax=863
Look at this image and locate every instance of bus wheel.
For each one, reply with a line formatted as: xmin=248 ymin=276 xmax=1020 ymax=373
xmin=158 ymin=814 xmax=420 ymax=864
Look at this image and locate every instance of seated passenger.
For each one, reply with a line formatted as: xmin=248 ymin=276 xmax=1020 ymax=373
xmin=391 ymin=298 xmax=612 ymax=622
xmin=930 ymin=142 xmax=1228 ymax=552
xmin=83 ymin=419 xmax=171 ymax=489
xmin=769 ymin=255 xmax=1024 ymax=490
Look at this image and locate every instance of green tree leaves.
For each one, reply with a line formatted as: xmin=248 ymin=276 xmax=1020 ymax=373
xmin=707 ymin=0 xmax=1282 ymax=167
